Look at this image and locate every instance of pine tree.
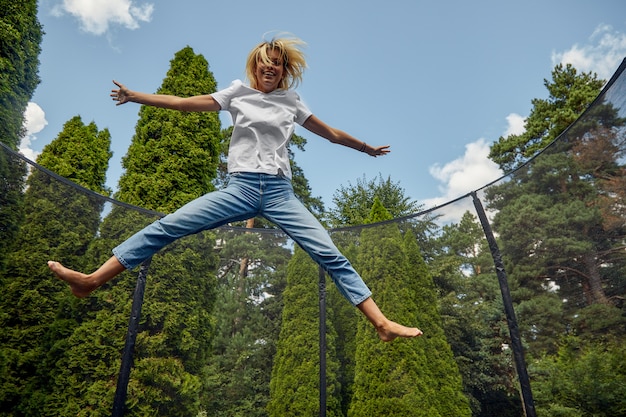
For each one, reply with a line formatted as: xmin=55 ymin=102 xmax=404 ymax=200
xmin=201 ymin=228 xmax=292 ymax=416
xmin=486 ymin=64 xmax=626 ymax=356
xmin=433 ymin=212 xmax=522 ymax=416
xmin=0 ymin=116 xmax=111 ymax=415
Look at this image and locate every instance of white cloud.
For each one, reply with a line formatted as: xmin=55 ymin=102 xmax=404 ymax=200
xmin=504 ymin=113 xmax=526 ymax=137
xmin=552 ymin=24 xmax=626 ymax=81
xmin=422 ymin=138 xmax=503 ymax=223
xmin=52 ymin=0 xmax=154 ymax=36
xmin=19 ymin=102 xmax=48 ymax=162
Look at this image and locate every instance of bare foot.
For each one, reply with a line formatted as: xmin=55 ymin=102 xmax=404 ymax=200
xmin=376 ymin=319 xmax=423 ymax=342
xmin=48 ymin=261 xmax=98 ymax=298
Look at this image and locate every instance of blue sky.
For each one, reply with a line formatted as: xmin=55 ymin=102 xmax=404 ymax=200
xmin=23 ymin=0 xmax=626 ymax=220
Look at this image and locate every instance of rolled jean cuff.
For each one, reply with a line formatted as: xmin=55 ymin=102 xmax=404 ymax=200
xmin=352 ymin=291 xmax=372 ymax=306
xmin=112 ymin=248 xmax=134 ymax=270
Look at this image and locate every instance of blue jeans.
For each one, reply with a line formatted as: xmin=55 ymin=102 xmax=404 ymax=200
xmin=113 ymin=172 xmax=372 ymax=306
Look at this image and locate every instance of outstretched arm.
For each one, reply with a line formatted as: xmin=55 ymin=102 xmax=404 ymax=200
xmin=111 ymin=80 xmax=221 ymax=112
xmin=302 ymin=115 xmax=390 ymax=157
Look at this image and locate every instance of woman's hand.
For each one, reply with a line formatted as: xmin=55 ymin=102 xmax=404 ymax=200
xmin=367 ymin=144 xmax=391 ymax=157
xmin=110 ymin=80 xmax=130 ymax=105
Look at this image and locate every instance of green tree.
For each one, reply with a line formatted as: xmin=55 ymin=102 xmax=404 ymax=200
xmin=327 ymin=178 xmax=438 ymax=414
xmin=489 ymin=63 xmax=605 ymax=173
xmin=201 ymin=228 xmax=292 ymax=416
xmin=349 ymin=201 xmax=470 ymax=416
xmin=433 ymin=211 xmax=523 ymax=416
xmin=0 ymin=0 xmax=42 ymax=268
xmin=328 ymin=174 xmax=420 ymax=228
xmin=0 ymin=0 xmax=41 ymax=149
xmin=45 ymin=47 xmax=222 ymax=416
xmin=486 ymin=62 xmax=626 ymax=413
xmin=0 ymin=116 xmax=111 ymax=415
xmin=267 ymin=247 xmax=343 ymax=417
xmin=118 ymin=46 xmax=219 ymax=212
xmin=531 ymin=338 xmax=626 ymax=417
xmin=486 ymin=64 xmax=626 ymax=353
xmin=0 ymin=146 xmax=26 ymax=270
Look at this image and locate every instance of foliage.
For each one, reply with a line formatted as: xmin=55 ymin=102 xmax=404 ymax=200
xmin=0 ymin=0 xmax=41 ymax=272
xmin=201 ymin=229 xmax=292 ymax=416
xmin=267 ymin=248 xmax=343 ymax=416
xmin=432 ymin=211 xmax=523 ymax=416
xmin=0 ymin=116 xmax=111 ymax=415
xmin=531 ymin=339 xmax=626 ymax=416
xmin=349 ymin=204 xmax=470 ymax=416
xmin=0 ymin=148 xmax=26 ymax=270
xmin=328 ymin=174 xmax=420 ymax=228
xmin=39 ymin=46 xmax=224 ymax=416
xmin=0 ymin=0 xmax=42 ymax=149
xmin=117 ymin=46 xmax=220 ymax=212
xmin=489 ymin=64 xmax=605 ymax=173
xmin=486 ymin=64 xmax=626 ymax=358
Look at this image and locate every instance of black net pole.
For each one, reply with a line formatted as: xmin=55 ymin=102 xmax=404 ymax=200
xmin=318 ymin=265 xmax=327 ymax=417
xmin=471 ymin=192 xmax=536 ymax=417
xmin=111 ymin=257 xmax=152 ymax=417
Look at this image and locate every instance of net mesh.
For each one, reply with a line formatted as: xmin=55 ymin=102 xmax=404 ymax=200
xmin=1 ymin=58 xmax=625 ymax=416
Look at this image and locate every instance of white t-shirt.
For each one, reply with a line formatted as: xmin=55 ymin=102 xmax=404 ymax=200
xmin=211 ymin=80 xmax=313 ymax=179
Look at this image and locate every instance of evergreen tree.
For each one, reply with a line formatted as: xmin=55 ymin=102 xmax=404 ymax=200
xmin=201 ymin=228 xmax=292 ymax=416
xmin=486 ymin=64 xmax=626 ymax=356
xmin=0 ymin=147 xmax=26 ymax=270
xmin=433 ymin=211 xmax=522 ymax=416
xmin=0 ymin=116 xmax=111 ymax=415
xmin=267 ymin=247 xmax=343 ymax=417
xmin=328 ymin=174 xmax=421 ymax=228
xmin=45 ymin=47 xmax=222 ymax=416
xmin=0 ymin=0 xmax=42 ymax=268
xmin=0 ymin=0 xmax=41 ymax=149
xmin=348 ymin=199 xmax=470 ymax=416
xmin=118 ymin=46 xmax=219 ymax=211
xmin=328 ymin=177 xmax=438 ymax=413
xmin=531 ymin=338 xmax=626 ymax=416
xmin=489 ymin=63 xmax=605 ymax=173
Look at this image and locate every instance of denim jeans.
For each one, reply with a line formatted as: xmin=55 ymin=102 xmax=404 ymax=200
xmin=113 ymin=172 xmax=372 ymax=306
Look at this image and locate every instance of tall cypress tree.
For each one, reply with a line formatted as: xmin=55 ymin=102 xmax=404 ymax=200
xmin=45 ymin=47 xmax=222 ymax=416
xmin=267 ymin=247 xmax=343 ymax=417
xmin=0 ymin=116 xmax=111 ymax=415
xmin=0 ymin=0 xmax=41 ymax=149
xmin=348 ymin=199 xmax=470 ymax=416
xmin=0 ymin=0 xmax=42 ymax=268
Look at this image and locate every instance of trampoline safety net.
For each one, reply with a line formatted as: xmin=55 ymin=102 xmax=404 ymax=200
xmin=1 ymin=58 xmax=625 ymax=417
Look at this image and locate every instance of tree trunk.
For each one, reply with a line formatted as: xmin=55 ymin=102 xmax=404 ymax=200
xmin=583 ymin=251 xmax=610 ymax=305
xmin=238 ymin=218 xmax=255 ymax=279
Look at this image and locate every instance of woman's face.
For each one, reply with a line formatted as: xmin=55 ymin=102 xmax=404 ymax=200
xmin=254 ymin=48 xmax=284 ymax=93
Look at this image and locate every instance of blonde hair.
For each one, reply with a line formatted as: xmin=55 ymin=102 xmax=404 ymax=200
xmin=246 ymin=34 xmax=307 ymax=90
